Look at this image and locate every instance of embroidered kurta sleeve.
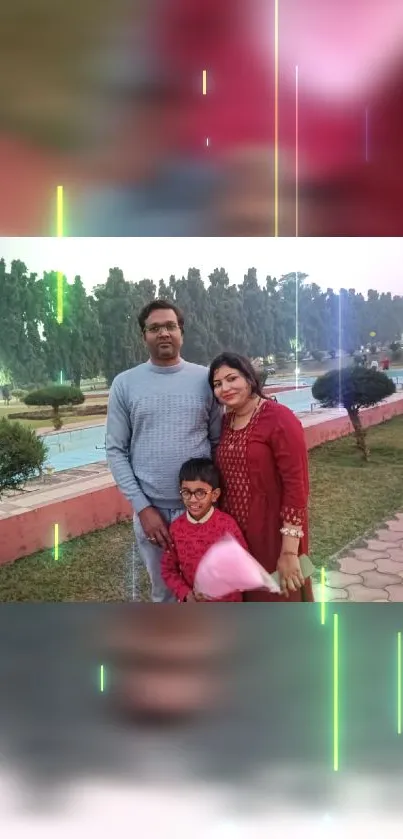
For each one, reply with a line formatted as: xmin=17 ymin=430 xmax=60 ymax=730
xmin=270 ymin=405 xmax=309 ymax=527
xmin=161 ymin=536 xmax=192 ymax=602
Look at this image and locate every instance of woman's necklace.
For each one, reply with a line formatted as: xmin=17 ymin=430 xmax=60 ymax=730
xmin=227 ymin=397 xmax=262 ymax=448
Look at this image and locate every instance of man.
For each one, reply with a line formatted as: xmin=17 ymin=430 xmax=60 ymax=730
xmin=106 ymin=299 xmax=222 ymax=602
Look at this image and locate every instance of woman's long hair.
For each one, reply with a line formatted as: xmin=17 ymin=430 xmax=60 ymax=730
xmin=208 ymin=352 xmax=265 ymax=398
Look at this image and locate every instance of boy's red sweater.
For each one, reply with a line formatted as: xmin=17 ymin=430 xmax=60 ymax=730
xmin=161 ymin=509 xmax=247 ymax=602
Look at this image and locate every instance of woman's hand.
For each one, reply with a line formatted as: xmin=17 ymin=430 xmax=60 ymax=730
xmin=277 ymin=551 xmax=305 ymax=598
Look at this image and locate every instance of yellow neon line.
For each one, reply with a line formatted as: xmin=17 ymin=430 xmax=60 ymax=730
xmin=333 ymin=613 xmax=339 ymax=771
xmin=320 ymin=566 xmax=326 ymax=625
xmin=295 ymin=65 xmax=299 ymax=237
xmin=56 ymin=185 xmax=64 ymax=237
xmin=54 ymin=523 xmax=59 ymax=561
xmin=202 ymin=70 xmax=207 ymax=96
xmin=274 ymin=0 xmax=279 ymax=237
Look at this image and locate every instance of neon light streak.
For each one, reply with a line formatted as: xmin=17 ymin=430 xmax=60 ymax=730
xmin=365 ymin=107 xmax=369 ymax=163
xmin=274 ymin=0 xmax=279 ymax=236
xmin=295 ymin=65 xmax=299 ymax=237
xmin=398 ymin=632 xmax=402 ymax=735
xmin=202 ymin=70 xmax=207 ymax=95
xmin=56 ymin=185 xmax=64 ymax=237
xmin=320 ymin=566 xmax=326 ymax=625
xmin=338 ymin=291 xmax=343 ymax=410
xmin=100 ymin=665 xmax=105 ymax=692
xmin=295 ymin=272 xmax=299 ymax=390
xmin=54 ymin=523 xmax=59 ymax=561
xmin=57 ymin=271 xmax=63 ymax=324
xmin=333 ymin=613 xmax=339 ymax=771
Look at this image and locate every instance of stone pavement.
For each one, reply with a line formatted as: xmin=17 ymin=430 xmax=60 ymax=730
xmin=313 ymin=511 xmax=403 ymax=602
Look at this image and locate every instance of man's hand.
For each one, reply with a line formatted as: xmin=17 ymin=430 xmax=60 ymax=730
xmin=138 ymin=506 xmax=171 ymax=550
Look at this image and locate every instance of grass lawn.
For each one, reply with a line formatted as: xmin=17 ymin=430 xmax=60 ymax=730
xmin=17 ymin=415 xmax=105 ymax=430
xmin=0 ymin=401 xmax=106 ymax=429
xmin=1 ymin=415 xmax=403 ymax=601
xmin=0 ymin=524 xmax=150 ymax=602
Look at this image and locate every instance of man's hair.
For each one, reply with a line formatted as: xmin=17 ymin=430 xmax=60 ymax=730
xmin=179 ymin=458 xmax=221 ymax=490
xmin=138 ymin=299 xmax=185 ymax=333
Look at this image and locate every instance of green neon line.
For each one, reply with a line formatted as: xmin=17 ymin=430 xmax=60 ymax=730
xmin=54 ymin=523 xmax=59 ymax=561
xmin=399 ymin=632 xmax=402 ymax=733
xmin=57 ymin=271 xmax=64 ymax=324
xmin=333 ymin=613 xmax=339 ymax=771
xmin=320 ymin=566 xmax=326 ymax=624
xmin=56 ymin=185 xmax=64 ymax=237
xmin=100 ymin=665 xmax=105 ymax=692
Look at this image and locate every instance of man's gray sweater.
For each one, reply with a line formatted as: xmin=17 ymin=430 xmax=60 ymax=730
xmin=106 ymin=359 xmax=222 ymax=514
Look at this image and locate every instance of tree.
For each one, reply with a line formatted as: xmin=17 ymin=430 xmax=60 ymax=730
xmin=94 ymin=269 xmax=155 ymax=385
xmin=24 ymin=385 xmax=84 ymax=430
xmin=0 ymin=418 xmax=47 ymax=497
xmin=0 ymin=259 xmax=46 ymax=386
xmin=312 ymin=367 xmax=396 ymax=461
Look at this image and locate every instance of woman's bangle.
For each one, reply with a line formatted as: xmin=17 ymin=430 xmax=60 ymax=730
xmin=280 ymin=526 xmax=304 ymax=539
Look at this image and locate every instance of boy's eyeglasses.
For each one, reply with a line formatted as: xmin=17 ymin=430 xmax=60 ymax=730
xmin=180 ymin=488 xmax=213 ymax=501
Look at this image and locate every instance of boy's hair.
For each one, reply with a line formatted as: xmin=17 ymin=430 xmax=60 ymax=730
xmin=179 ymin=458 xmax=221 ymax=490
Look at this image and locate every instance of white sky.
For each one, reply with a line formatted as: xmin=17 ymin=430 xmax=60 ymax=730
xmin=1 ymin=237 xmax=403 ymax=296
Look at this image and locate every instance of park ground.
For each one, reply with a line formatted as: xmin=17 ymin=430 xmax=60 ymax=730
xmin=1 ymin=415 xmax=403 ymax=601
xmin=0 ymin=396 xmax=108 ymax=429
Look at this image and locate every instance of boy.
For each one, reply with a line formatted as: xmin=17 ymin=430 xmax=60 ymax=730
xmin=161 ymin=458 xmax=248 ymax=602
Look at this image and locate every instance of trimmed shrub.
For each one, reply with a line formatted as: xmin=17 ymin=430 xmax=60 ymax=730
xmin=0 ymin=418 xmax=48 ymax=497
xmin=24 ymin=386 xmax=84 ymax=431
xmin=312 ymin=366 xmax=396 ymax=461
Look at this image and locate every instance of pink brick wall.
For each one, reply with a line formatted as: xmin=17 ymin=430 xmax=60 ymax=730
xmin=2 ymin=394 xmax=403 ymax=565
xmin=304 ymin=398 xmax=403 ymax=450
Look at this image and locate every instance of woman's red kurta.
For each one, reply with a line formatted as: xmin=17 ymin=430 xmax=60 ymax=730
xmin=216 ymin=400 xmax=313 ymax=602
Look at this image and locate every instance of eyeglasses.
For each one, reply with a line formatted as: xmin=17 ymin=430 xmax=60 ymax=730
xmin=180 ymin=488 xmax=213 ymax=501
xmin=144 ymin=322 xmax=180 ymax=334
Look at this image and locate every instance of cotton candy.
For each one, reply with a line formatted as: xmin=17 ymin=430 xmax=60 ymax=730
xmin=194 ymin=534 xmax=281 ymax=599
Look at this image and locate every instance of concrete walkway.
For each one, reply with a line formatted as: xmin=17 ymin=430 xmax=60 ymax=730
xmin=314 ymin=511 xmax=403 ymax=602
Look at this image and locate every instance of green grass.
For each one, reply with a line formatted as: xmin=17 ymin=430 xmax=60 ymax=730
xmin=0 ymin=523 xmax=150 ymax=602
xmin=309 ymin=415 xmax=403 ymax=568
xmin=20 ymin=415 xmax=105 ymax=429
xmin=1 ymin=415 xmax=403 ymax=601
xmin=0 ymin=401 xmax=106 ymax=429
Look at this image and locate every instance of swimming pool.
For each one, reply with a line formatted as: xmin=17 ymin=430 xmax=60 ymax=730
xmin=40 ymin=370 xmax=403 ymax=472
xmin=41 ymin=425 xmax=107 ymax=472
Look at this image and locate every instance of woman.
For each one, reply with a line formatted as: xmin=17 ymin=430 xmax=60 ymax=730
xmin=209 ymin=353 xmax=314 ymax=602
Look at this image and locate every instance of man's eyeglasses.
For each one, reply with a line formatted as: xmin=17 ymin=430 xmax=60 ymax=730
xmin=144 ymin=322 xmax=180 ymax=334
xmin=180 ymin=488 xmax=213 ymax=501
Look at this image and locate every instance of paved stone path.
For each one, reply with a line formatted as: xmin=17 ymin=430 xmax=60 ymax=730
xmin=313 ymin=511 xmax=403 ymax=602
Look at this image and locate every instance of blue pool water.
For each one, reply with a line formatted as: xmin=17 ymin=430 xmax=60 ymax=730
xmin=40 ymin=370 xmax=403 ymax=472
xmin=41 ymin=425 xmax=107 ymax=472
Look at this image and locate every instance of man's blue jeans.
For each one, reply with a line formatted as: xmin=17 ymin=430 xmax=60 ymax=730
xmin=133 ymin=508 xmax=184 ymax=603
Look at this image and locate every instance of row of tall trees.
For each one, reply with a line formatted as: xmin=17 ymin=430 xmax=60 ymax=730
xmin=1 ymin=258 xmax=403 ymax=387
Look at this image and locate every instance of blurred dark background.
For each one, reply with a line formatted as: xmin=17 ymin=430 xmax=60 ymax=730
xmin=1 ymin=0 xmax=403 ymax=236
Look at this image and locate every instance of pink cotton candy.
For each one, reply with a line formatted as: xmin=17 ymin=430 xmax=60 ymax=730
xmin=194 ymin=534 xmax=281 ymax=599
